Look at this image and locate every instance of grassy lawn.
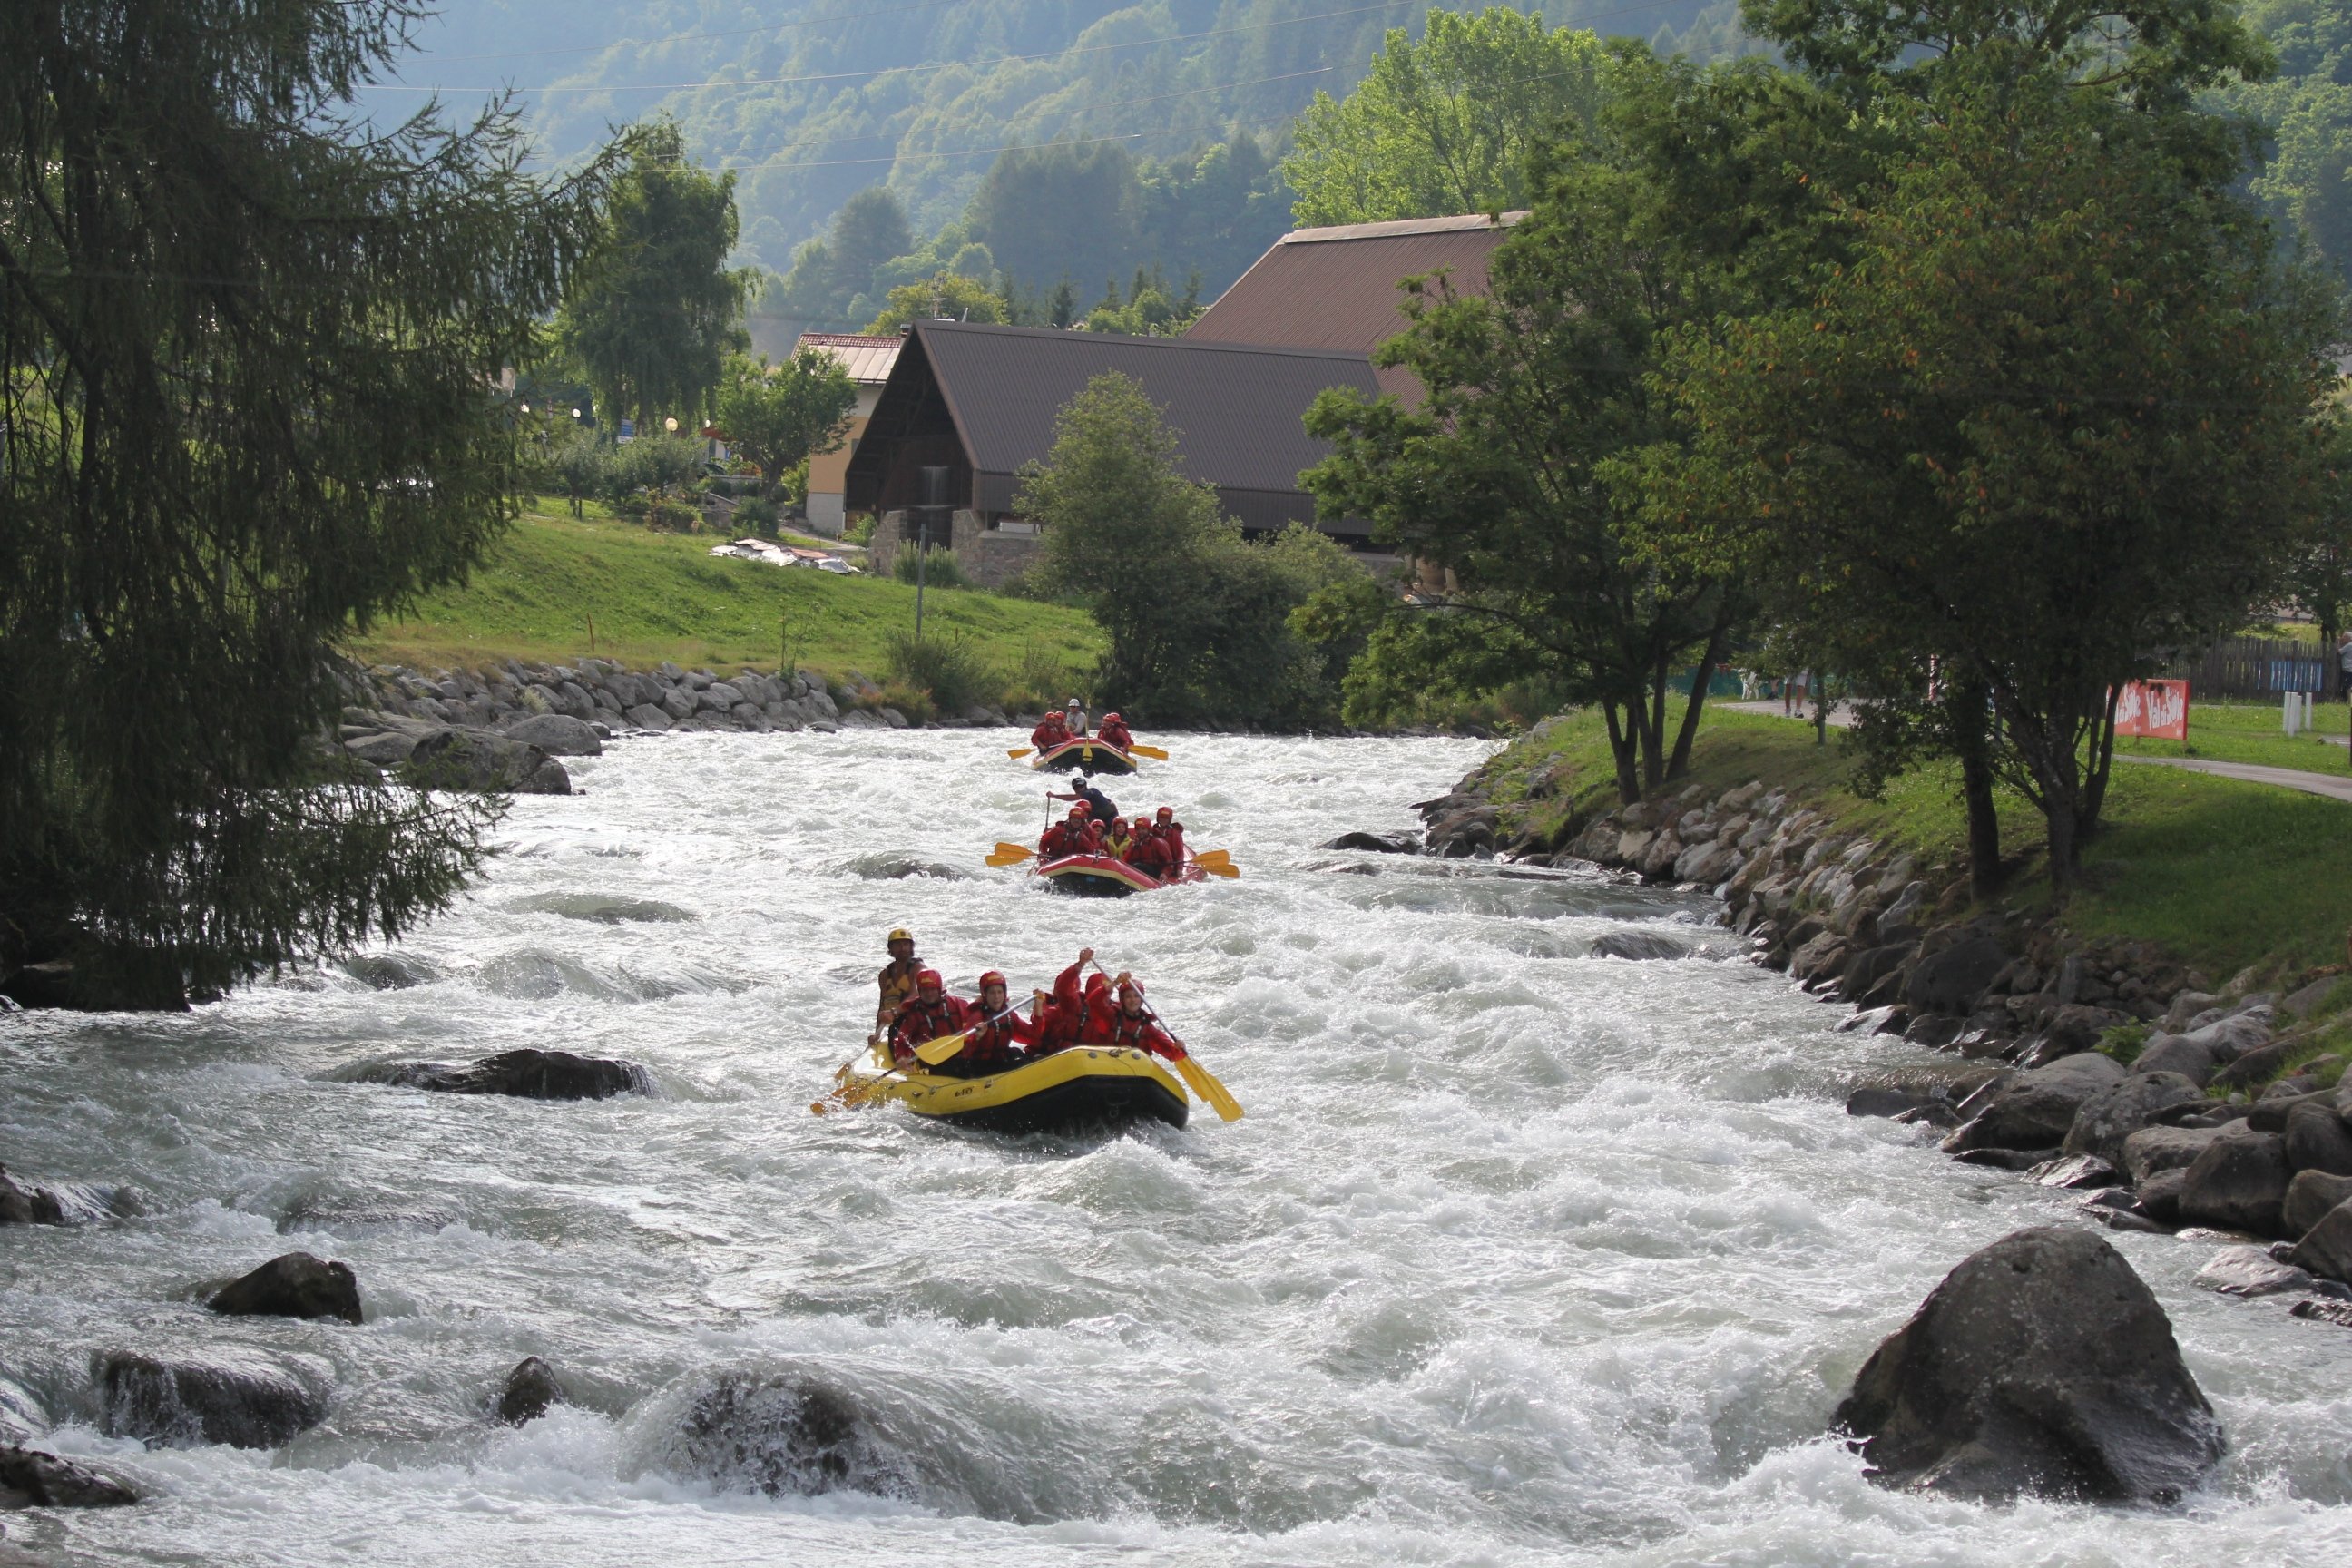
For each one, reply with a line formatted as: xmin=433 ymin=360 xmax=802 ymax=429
xmin=353 ymin=501 xmax=1102 ymax=685
xmin=2112 ymin=694 xmax=2348 ymax=775
xmin=1495 ymin=702 xmax=2352 ymax=981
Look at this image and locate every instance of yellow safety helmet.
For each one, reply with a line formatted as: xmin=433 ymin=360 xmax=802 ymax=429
xmin=887 ymin=927 xmax=913 ymax=943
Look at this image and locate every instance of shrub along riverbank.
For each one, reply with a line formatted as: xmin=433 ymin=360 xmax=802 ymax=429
xmin=1403 ymin=704 xmax=2352 ymax=1320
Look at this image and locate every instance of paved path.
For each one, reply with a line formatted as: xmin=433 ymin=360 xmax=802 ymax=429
xmin=2115 ymin=754 xmax=2352 ymax=803
xmin=1717 ymin=701 xmax=2352 ymax=803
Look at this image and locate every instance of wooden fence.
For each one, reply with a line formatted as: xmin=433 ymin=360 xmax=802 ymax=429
xmin=2161 ymin=636 xmax=2333 ymax=699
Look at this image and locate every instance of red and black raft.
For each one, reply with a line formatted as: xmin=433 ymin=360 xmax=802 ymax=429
xmin=1034 ymin=853 xmax=1206 ymax=897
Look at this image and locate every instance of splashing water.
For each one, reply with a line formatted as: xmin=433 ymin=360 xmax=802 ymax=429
xmin=1 ymin=730 xmax=2347 ymax=1565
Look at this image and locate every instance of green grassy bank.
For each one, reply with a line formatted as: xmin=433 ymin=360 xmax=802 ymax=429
xmin=1490 ymin=705 xmax=2352 ymax=983
xmin=353 ymin=502 xmax=1102 ymax=689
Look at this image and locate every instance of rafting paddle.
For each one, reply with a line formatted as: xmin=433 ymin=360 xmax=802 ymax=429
xmin=1087 ymin=962 xmax=1244 ymax=1122
xmin=1190 ymin=849 xmax=1239 ymax=879
xmin=986 ymin=841 xmax=1035 ymax=867
xmin=1128 ymin=744 xmax=1169 ymax=760
xmin=1006 ymin=746 xmax=1034 ymax=760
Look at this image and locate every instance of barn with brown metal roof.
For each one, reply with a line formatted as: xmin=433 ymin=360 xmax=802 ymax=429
xmin=842 ymin=319 xmax=1382 ymax=554
xmin=1184 ymin=212 xmax=1525 ymax=405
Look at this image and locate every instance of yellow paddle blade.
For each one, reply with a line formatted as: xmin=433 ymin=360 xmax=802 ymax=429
xmin=1007 ymin=747 xmax=1034 ymax=760
xmin=1198 ymin=860 xmax=1239 ymax=879
xmin=985 ymin=841 xmax=1036 ymax=867
xmin=1174 ymin=1056 xmax=1242 ymax=1122
xmin=1128 ymin=744 xmax=1169 ymax=760
xmin=915 ymin=1030 xmax=968 ymax=1066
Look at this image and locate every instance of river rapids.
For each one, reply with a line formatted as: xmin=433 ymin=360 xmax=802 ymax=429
xmin=2 ymin=730 xmax=2347 ymax=1565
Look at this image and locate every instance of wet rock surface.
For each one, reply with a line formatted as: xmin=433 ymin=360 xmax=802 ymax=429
xmin=495 ymin=1357 xmax=563 ymax=1426
xmin=350 ymin=1048 xmax=652 ymax=1101
xmin=1833 ymin=1228 xmax=2222 ymax=1503
xmin=207 ymin=1251 xmax=362 ymax=1324
xmin=665 ymin=1374 xmax=909 ymax=1501
xmin=94 ymin=1352 xmax=329 ymax=1449
xmin=0 ymin=1446 xmax=138 ymax=1509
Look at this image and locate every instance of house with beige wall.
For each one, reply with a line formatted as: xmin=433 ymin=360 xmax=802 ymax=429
xmin=793 ymin=332 xmax=901 ymax=536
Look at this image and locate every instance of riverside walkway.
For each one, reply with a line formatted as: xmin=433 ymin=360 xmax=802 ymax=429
xmin=1716 ymin=701 xmax=2352 ymax=804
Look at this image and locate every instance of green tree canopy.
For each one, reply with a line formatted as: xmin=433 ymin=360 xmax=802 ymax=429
xmin=1651 ymin=62 xmax=2337 ymax=883
xmin=714 ymin=349 xmax=859 ymax=501
xmin=557 ymin=119 xmax=754 ymax=429
xmin=1 ymin=0 xmax=616 ymax=1007
xmin=1022 ymin=374 xmax=1361 ymax=726
xmin=1282 ymin=7 xmax=1614 ymax=226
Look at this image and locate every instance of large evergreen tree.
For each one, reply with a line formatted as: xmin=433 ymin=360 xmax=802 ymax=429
xmin=0 ymin=0 xmax=616 ymax=1007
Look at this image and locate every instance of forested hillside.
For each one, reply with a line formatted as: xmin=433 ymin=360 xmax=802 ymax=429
xmin=393 ymin=0 xmax=1755 ymax=321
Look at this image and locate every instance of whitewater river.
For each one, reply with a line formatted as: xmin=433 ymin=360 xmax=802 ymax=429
xmin=3 ymin=730 xmax=2348 ymax=1565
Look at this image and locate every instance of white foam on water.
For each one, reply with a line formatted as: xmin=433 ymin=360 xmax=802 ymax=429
xmin=0 ymin=729 xmax=2346 ymax=1564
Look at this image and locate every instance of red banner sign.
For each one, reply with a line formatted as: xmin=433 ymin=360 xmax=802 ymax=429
xmin=2114 ymin=679 xmax=2190 ymax=741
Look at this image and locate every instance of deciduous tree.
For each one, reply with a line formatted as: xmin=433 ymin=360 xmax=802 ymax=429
xmin=714 ymin=350 xmax=858 ymax=502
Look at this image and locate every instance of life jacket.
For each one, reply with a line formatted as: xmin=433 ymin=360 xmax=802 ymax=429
xmin=1097 ymin=719 xmax=1132 ymax=750
xmin=1128 ymin=832 xmax=1173 ymax=877
xmin=877 ymin=958 xmax=921 ymax=1014
xmin=1077 ymin=999 xmax=1182 ymax=1059
xmin=889 ymin=992 xmax=969 ymax=1060
xmin=1031 ymin=716 xmax=1067 ymax=749
xmin=963 ymin=1004 xmax=1040 ymax=1063
xmin=1040 ymin=821 xmax=1080 ymax=858
xmin=1103 ymin=832 xmax=1131 ymax=859
xmin=1157 ymin=822 xmax=1186 ymax=866
xmin=1075 ymin=819 xmax=1106 ymax=855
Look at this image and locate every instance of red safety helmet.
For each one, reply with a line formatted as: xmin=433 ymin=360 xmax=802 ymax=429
xmin=916 ymin=968 xmax=942 ymax=991
xmin=1067 ymin=801 xmax=1088 ymax=816
xmin=1103 ymin=711 xmax=1121 ymax=723
xmin=978 ymin=970 xmax=1006 ymax=990
xmin=1155 ymin=806 xmax=1174 ymax=820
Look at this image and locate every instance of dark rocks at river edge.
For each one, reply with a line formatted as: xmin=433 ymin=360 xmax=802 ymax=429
xmin=1427 ymin=737 xmax=2352 ymax=1316
xmin=351 ymin=1048 xmax=652 ymax=1101
xmin=208 ymin=1252 xmax=364 ymax=1324
xmin=495 ymin=1357 xmax=564 ymax=1426
xmin=94 ymin=1352 xmax=329 ymax=1449
xmin=1836 ymin=1228 xmax=2223 ymax=1503
xmin=0 ymin=1166 xmax=64 ymax=1228
xmin=0 ymin=1446 xmax=137 ymax=1509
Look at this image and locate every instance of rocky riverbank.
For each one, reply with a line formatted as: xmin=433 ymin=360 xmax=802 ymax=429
xmin=329 ymin=659 xmax=1021 ymax=791
xmin=1407 ymin=730 xmax=2352 ymax=1322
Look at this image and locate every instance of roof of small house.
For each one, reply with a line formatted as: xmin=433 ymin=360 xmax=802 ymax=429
xmin=850 ymin=319 xmax=1380 ymax=532
xmin=1185 ymin=211 xmax=1526 ymax=402
xmin=793 ymin=332 xmax=902 ymax=384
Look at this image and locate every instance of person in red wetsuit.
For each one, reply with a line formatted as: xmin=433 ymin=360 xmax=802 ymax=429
xmin=1152 ymin=806 xmax=1186 ymax=868
xmin=1078 ymin=971 xmax=1187 ymax=1062
xmin=936 ymin=970 xmax=1040 ymax=1077
xmin=1073 ymin=812 xmax=1108 ymax=856
xmin=1034 ymin=947 xmax=1100 ymax=1054
xmin=1095 ymin=711 xmax=1133 ymax=751
xmin=1039 ymin=802 xmax=1089 ymax=859
xmin=1126 ymin=818 xmax=1175 ymax=880
xmin=887 ymin=968 xmax=971 ymax=1067
xmin=1030 ymin=710 xmax=1069 ymax=751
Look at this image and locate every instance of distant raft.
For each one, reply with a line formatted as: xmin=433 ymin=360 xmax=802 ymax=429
xmin=843 ymin=1044 xmax=1189 ymax=1133
xmin=1030 ymin=738 xmax=1135 ymax=776
xmin=1033 ymin=853 xmax=1206 ymax=897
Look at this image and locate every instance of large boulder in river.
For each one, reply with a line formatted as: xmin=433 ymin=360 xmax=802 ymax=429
xmin=362 ymin=1048 xmax=650 ymax=1100
xmin=401 ymin=729 xmax=570 ymax=795
xmin=666 ymin=1372 xmax=909 ymax=1499
xmin=94 ymin=1352 xmax=329 ymax=1449
xmin=208 ymin=1251 xmax=362 ymax=1324
xmin=2177 ymin=1129 xmax=2293 ymax=1236
xmin=2061 ymin=1072 xmax=2205 ymax=1165
xmin=1834 ymin=1227 xmax=2223 ymax=1503
xmin=0 ymin=1446 xmax=137 ymax=1509
xmin=1942 ymin=1053 xmax=2125 ymax=1154
xmin=502 ymin=713 xmax=603 ymax=757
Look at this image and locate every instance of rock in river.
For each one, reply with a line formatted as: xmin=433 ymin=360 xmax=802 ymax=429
xmin=0 ymin=1446 xmax=137 ymax=1509
xmin=208 ymin=1251 xmax=363 ymax=1324
xmin=1834 ymin=1227 xmax=2222 ymax=1503
xmin=1319 ymin=830 xmax=1418 ymax=854
xmin=495 ymin=1357 xmax=564 ymax=1426
xmin=402 ymin=729 xmax=570 ymax=795
xmin=0 ymin=1165 xmax=64 ymax=1227
xmin=355 ymin=1047 xmax=652 ymax=1101
xmin=95 ymin=1352 xmax=329 ymax=1449
xmin=2062 ymin=1072 xmax=2205 ymax=1166
xmin=2177 ymin=1130 xmax=2293 ymax=1236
